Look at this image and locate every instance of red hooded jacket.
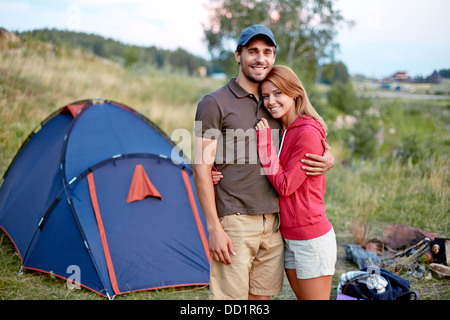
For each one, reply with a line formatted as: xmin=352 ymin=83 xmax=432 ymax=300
xmin=257 ymin=115 xmax=332 ymax=240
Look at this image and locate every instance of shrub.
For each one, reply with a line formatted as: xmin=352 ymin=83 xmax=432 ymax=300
xmin=327 ymin=80 xmax=358 ymax=114
xmin=396 ymin=131 xmax=442 ymax=165
xmin=346 ymin=114 xmax=381 ymax=159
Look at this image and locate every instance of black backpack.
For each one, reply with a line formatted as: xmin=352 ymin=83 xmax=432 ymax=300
xmin=339 ymin=267 xmax=420 ymax=300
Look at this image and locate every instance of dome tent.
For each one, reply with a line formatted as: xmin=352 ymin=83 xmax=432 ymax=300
xmin=0 ymin=98 xmax=210 ymax=298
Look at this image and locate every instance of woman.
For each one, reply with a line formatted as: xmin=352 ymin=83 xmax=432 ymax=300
xmin=255 ymin=65 xmax=336 ymax=300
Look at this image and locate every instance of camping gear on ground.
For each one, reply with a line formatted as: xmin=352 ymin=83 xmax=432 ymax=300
xmin=344 ymin=224 xmax=448 ymax=281
xmin=429 ymin=263 xmax=450 ymax=279
xmin=381 ymin=223 xmax=436 ymax=250
xmin=344 ymin=244 xmax=382 ymax=269
xmin=0 ymin=98 xmax=210 ymax=298
xmin=337 ymin=266 xmax=420 ymax=300
xmin=431 ymin=237 xmax=450 ymax=265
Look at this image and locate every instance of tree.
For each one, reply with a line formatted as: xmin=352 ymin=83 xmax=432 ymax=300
xmin=19 ymin=28 xmax=210 ymax=76
xmin=320 ymin=61 xmax=350 ymax=84
xmin=438 ymin=69 xmax=450 ymax=79
xmin=203 ymin=0 xmax=353 ymax=82
xmin=124 ymin=46 xmax=138 ymax=67
xmin=327 ymin=80 xmax=357 ymax=114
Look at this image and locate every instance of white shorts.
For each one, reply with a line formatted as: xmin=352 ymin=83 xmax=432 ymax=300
xmin=284 ymin=228 xmax=337 ymax=279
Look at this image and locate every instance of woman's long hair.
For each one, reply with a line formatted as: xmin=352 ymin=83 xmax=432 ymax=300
xmin=263 ymin=65 xmax=327 ymax=132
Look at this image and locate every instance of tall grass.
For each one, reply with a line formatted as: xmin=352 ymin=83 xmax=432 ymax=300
xmin=0 ymin=38 xmax=449 ymax=299
xmin=325 ymin=95 xmax=449 ymax=244
xmin=325 ymin=155 xmax=449 ymax=237
xmin=0 ymin=43 xmax=224 ymax=174
xmin=324 ymin=154 xmax=449 ymax=300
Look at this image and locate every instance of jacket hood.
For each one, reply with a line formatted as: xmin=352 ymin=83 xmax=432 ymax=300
xmin=284 ymin=115 xmax=327 ymax=139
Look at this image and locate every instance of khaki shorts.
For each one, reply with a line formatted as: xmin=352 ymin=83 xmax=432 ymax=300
xmin=209 ymin=213 xmax=284 ymax=300
xmin=284 ymin=228 xmax=337 ymax=279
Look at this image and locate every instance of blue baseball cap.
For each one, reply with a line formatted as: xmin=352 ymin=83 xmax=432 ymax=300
xmin=237 ymin=25 xmax=277 ymax=48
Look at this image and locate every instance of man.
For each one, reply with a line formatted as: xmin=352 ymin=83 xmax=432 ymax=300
xmin=193 ymin=25 xmax=334 ymax=300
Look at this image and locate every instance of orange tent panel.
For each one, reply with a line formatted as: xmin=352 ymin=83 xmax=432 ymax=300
xmin=127 ymin=164 xmax=162 ymax=203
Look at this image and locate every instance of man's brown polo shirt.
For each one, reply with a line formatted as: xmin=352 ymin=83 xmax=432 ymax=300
xmin=195 ymin=78 xmax=280 ymax=217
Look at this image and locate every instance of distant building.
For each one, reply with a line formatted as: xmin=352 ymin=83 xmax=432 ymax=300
xmin=382 ymin=71 xmax=410 ymax=82
xmin=381 ymin=70 xmax=443 ymax=85
xmin=393 ymin=71 xmax=410 ymax=81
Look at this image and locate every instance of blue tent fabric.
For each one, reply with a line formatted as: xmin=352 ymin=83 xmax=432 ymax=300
xmin=0 ymin=112 xmax=73 ymax=256
xmin=0 ymin=99 xmax=209 ymax=298
xmin=64 ymin=103 xmax=186 ymax=180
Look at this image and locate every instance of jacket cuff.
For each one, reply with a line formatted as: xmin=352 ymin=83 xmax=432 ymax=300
xmin=256 ymin=127 xmax=272 ymax=148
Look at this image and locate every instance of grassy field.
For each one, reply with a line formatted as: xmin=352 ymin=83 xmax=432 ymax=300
xmin=0 ymin=37 xmax=449 ymax=300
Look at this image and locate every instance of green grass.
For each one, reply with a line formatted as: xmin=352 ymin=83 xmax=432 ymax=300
xmin=0 ymin=37 xmax=449 ymax=300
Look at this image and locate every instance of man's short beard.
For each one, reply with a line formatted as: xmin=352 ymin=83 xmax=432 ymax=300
xmin=244 ymin=68 xmax=268 ymax=84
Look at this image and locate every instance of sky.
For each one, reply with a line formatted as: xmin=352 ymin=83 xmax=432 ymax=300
xmin=0 ymin=0 xmax=449 ymax=78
